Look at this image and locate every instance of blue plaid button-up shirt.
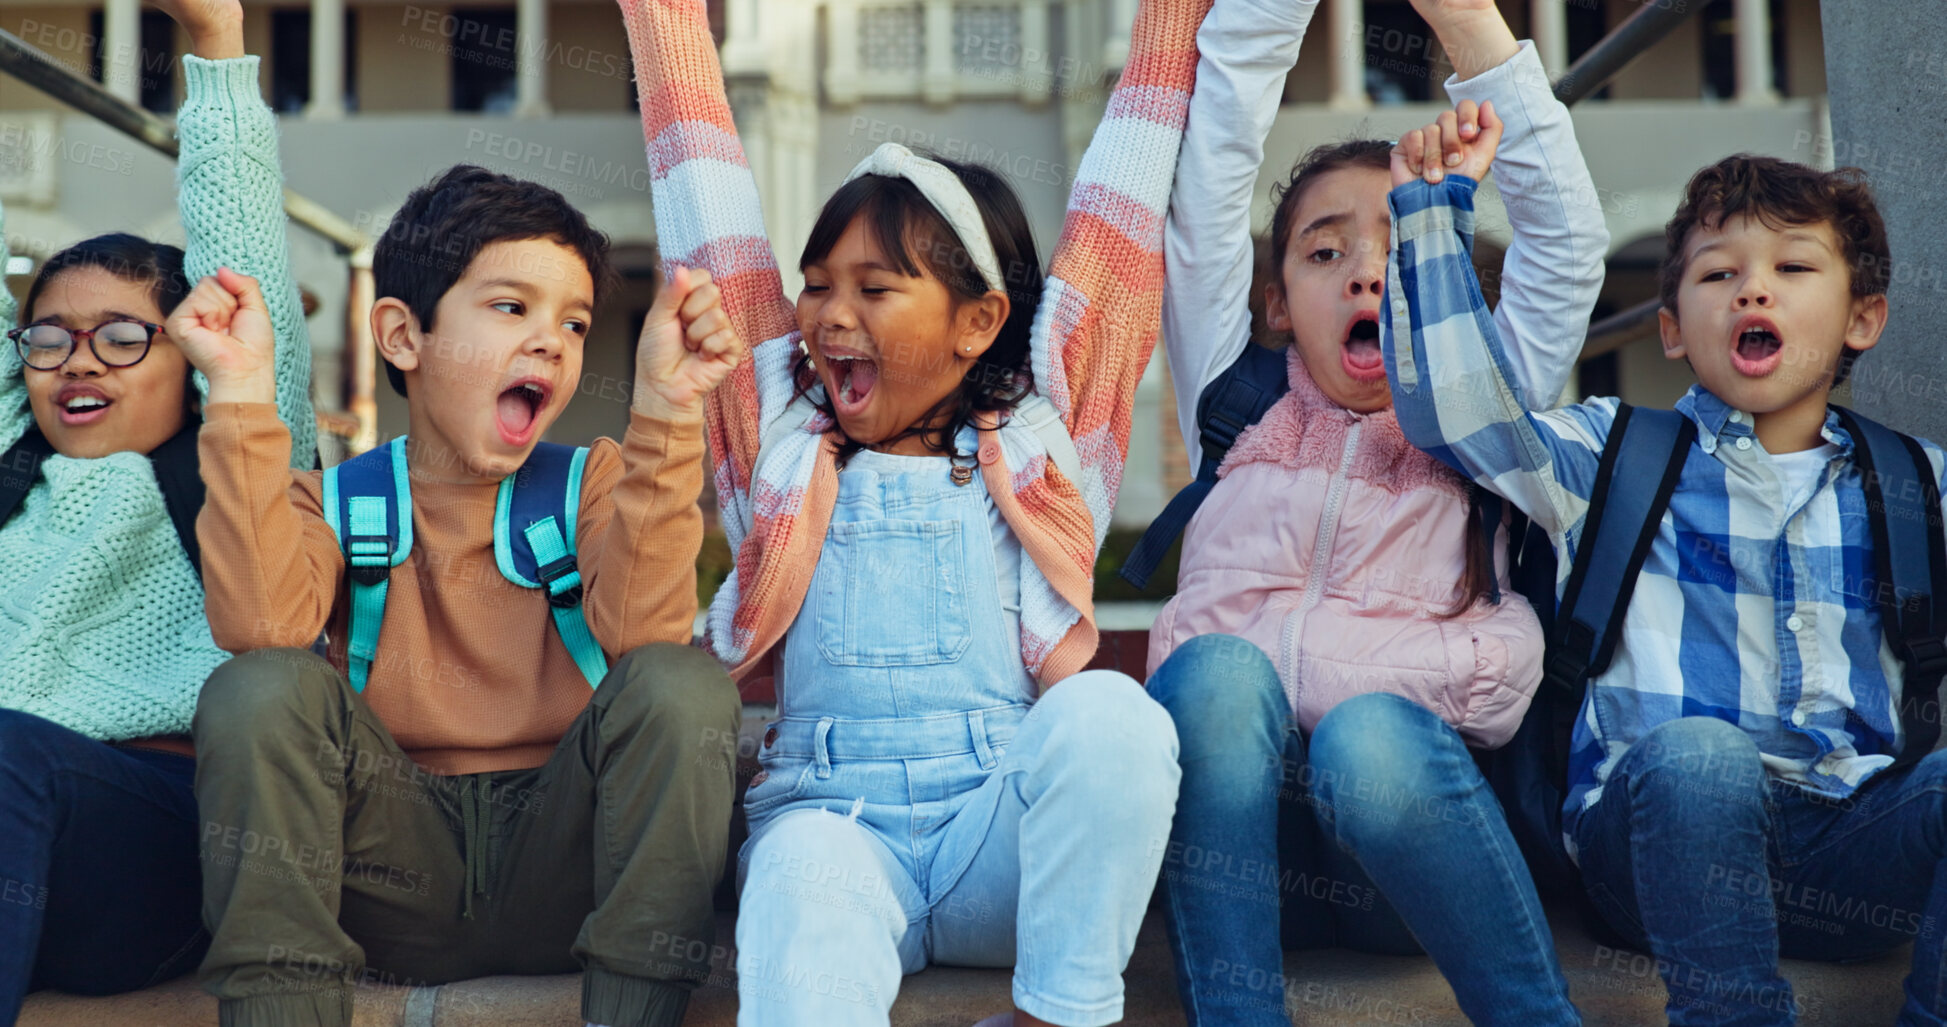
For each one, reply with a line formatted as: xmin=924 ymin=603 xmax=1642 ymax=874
xmin=1381 ymin=176 xmax=1946 ymax=854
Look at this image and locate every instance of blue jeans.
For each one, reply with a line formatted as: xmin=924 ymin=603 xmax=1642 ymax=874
xmin=1150 ymin=635 xmax=1579 ymax=1026
xmin=0 ymin=709 xmax=207 ymax=1021
xmin=1573 ymin=715 xmax=1947 ymax=1026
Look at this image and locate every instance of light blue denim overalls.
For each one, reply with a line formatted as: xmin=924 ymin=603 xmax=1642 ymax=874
xmin=733 ymin=436 xmax=1181 ymax=1027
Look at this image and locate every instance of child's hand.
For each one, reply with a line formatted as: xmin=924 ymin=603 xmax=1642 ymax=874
xmin=152 ymin=0 xmax=245 ymax=59
xmin=167 ymin=267 xmax=276 ymax=405
xmin=1390 ymin=99 xmax=1502 ymax=188
xmin=632 ymin=265 xmax=744 ymax=421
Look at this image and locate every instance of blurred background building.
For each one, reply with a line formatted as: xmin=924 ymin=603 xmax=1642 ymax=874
xmin=0 ymin=0 xmax=1834 ymax=532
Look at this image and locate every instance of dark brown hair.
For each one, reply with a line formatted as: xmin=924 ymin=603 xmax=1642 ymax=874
xmin=1659 ymin=154 xmax=1890 ymax=387
xmin=1267 ymin=138 xmax=1498 ymax=616
xmin=1266 ymin=139 xmax=1395 ymax=278
xmin=24 ymin=234 xmax=198 ymax=421
xmin=796 ymin=154 xmax=1042 ymax=466
xmin=26 ymin=233 xmax=189 ymax=321
xmin=372 ymin=164 xmax=615 ymax=397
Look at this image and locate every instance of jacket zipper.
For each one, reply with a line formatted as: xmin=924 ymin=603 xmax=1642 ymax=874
xmin=1280 ymin=419 xmax=1363 ymax=695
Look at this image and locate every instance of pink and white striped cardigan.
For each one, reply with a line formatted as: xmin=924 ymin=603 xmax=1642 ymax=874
xmin=618 ymin=0 xmax=1209 ymax=690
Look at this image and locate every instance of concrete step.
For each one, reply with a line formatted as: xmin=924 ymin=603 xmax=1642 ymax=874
xmin=26 ymin=651 xmax=1909 ymax=1024
xmin=21 ymin=908 xmax=1908 ymax=1025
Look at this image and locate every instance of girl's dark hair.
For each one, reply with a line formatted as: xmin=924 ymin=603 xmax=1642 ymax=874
xmin=25 ymin=233 xmax=189 ymax=323
xmin=1266 ymin=139 xmax=1394 ymax=276
xmin=796 ymin=154 xmax=1043 ymax=465
xmin=1266 ymin=139 xmax=1498 ymax=617
xmin=21 ymin=233 xmax=199 ymax=424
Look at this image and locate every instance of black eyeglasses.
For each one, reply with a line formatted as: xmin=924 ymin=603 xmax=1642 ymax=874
xmin=8 ymin=320 xmax=164 ymax=371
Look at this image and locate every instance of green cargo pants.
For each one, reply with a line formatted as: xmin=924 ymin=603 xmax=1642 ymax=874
xmin=191 ymin=643 xmax=740 ymax=1027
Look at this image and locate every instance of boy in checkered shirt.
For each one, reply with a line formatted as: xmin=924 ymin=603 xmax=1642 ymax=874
xmin=1384 ymin=151 xmax=1946 ymax=1024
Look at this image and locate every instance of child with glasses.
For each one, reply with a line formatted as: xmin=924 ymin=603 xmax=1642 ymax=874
xmin=0 ymin=0 xmax=315 ymax=1018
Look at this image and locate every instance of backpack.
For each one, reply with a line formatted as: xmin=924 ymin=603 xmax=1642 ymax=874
xmin=0 ymin=424 xmax=206 ymax=577
xmin=321 ymin=436 xmax=609 ymax=692
xmin=1484 ymin=403 xmax=1947 ymax=900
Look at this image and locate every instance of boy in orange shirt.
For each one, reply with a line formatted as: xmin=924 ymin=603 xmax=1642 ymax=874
xmin=173 ymin=165 xmax=743 ymax=1027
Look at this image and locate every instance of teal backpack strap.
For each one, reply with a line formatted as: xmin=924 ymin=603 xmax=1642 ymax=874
xmin=321 ymin=436 xmax=414 ymax=692
xmin=496 ymin=443 xmax=607 ymax=687
xmin=526 ymin=516 xmax=607 ymax=686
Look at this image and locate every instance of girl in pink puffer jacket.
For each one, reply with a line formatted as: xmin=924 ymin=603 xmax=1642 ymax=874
xmin=1144 ymin=0 xmax=1609 ymax=1023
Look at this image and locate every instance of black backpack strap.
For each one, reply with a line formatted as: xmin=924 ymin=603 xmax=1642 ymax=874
xmin=1471 ymin=488 xmax=1505 ymax=606
xmin=1833 ymin=406 xmax=1947 ymax=768
xmin=149 ymin=423 xmax=206 ymax=579
xmin=0 ymin=428 xmax=56 ymax=529
xmin=1121 ymin=343 xmax=1291 ymax=590
xmin=1545 ymin=404 xmax=1695 ymax=695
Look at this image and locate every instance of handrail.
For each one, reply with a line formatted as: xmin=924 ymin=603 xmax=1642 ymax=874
xmin=1546 ymin=0 xmax=1702 ymax=357
xmin=0 ymin=25 xmax=366 ymax=254
xmin=1552 ymin=0 xmax=1702 ymax=108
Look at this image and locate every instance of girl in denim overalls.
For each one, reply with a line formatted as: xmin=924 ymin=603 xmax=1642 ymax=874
xmin=617 ymin=0 xmax=1209 ymax=1022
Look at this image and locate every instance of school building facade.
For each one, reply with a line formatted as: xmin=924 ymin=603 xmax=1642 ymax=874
xmin=0 ymin=0 xmax=1847 ymax=526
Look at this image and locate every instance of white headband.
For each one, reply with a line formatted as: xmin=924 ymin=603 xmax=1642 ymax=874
xmin=843 ymin=142 xmax=1005 ymax=294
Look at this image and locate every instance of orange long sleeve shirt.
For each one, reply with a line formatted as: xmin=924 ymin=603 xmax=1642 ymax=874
xmin=196 ymin=402 xmax=705 ymax=774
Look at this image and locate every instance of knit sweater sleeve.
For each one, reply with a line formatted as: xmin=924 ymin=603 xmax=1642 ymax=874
xmin=617 ymin=0 xmax=799 ymax=543
xmin=177 ymin=55 xmax=318 ymax=471
xmin=1035 ymin=0 xmax=1210 ymax=530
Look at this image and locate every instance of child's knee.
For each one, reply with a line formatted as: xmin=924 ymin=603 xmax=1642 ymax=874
xmin=1040 ymin=671 xmax=1178 ymax=759
xmin=1624 ymin=717 xmax=1767 ymax=807
xmin=193 ymin=647 xmax=343 ymax=740
xmin=1150 ymin=636 xmax=1285 ymax=744
xmin=1310 ymin=692 xmax=1447 ymax=775
xmin=600 ymin=643 xmax=738 ymax=729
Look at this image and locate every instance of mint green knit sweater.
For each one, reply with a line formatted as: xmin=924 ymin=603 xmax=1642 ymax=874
xmin=0 ymin=55 xmax=316 ymax=741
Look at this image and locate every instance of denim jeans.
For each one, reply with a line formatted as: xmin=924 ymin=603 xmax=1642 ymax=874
xmin=0 ymin=709 xmax=208 ymax=1022
xmin=1573 ymin=715 xmax=1947 ymax=1026
xmin=735 ymin=449 xmax=1180 ymax=1027
xmin=1149 ymin=634 xmax=1579 ymax=1026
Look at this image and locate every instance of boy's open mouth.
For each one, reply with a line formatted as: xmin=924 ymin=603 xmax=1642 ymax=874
xmin=1731 ymin=317 xmax=1785 ymax=376
xmin=825 ymin=354 xmax=880 ymax=418
xmin=495 ymin=378 xmax=551 ymax=445
xmin=1339 ymin=312 xmax=1386 ymax=382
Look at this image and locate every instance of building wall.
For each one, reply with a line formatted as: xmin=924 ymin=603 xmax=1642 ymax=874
xmin=356 ymin=3 xmax=452 ymax=111
xmin=2 ymin=7 xmax=99 ymax=113
xmin=0 ymin=0 xmax=1844 ymax=521
xmin=1603 ymin=0 xmax=1704 ymax=100
xmin=545 ymin=3 xmax=633 ymax=113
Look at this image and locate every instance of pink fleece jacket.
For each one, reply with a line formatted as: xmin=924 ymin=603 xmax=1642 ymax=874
xmin=1147 ymin=347 xmax=1544 ymax=747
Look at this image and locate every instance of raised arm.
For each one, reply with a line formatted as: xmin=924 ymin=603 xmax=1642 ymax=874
xmin=617 ymin=0 xmax=799 ymax=538
xmin=1162 ymin=0 xmax=1318 ymax=468
xmin=172 ymin=11 xmax=316 ymax=468
xmin=1383 ymin=175 xmax=1611 ymax=538
xmin=1037 ymin=0 xmax=1212 ymax=532
xmin=1441 ymin=40 xmax=1607 ymax=410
